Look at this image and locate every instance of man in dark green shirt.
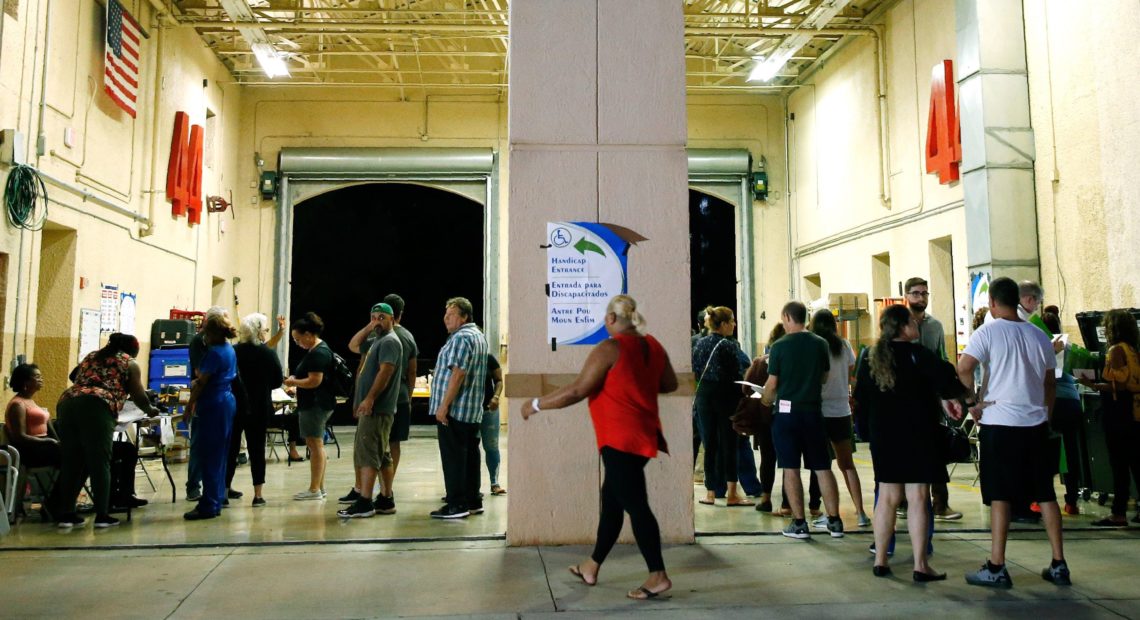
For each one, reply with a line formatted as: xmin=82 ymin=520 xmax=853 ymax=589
xmin=760 ymin=301 xmax=844 ymax=540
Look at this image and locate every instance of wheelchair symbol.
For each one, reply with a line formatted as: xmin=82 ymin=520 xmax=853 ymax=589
xmin=551 ymin=227 xmax=572 ymax=248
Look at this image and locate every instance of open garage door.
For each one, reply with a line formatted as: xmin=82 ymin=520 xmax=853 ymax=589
xmin=274 ymin=147 xmax=500 ymax=361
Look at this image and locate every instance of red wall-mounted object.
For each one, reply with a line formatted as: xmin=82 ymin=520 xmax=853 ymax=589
xmin=166 ymin=111 xmax=205 ymax=224
xmin=926 ymin=59 xmax=962 ymax=185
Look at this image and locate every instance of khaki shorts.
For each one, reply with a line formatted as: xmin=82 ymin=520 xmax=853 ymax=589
xmin=354 ymin=412 xmax=394 ymax=470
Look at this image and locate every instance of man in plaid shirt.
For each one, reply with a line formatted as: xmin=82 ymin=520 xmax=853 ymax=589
xmin=429 ymin=297 xmax=489 ymax=519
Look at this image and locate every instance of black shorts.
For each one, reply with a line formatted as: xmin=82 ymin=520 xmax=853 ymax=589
xmin=823 ymin=415 xmax=855 ymax=450
xmin=390 ymin=401 xmax=411 ymax=443
xmin=979 ymin=422 xmax=1058 ymax=506
xmin=772 ymin=411 xmax=831 ymax=471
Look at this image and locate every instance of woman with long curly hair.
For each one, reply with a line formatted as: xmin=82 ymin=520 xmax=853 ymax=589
xmin=1079 ymin=309 xmax=1140 ymax=526
xmin=853 ymin=304 xmax=968 ymax=581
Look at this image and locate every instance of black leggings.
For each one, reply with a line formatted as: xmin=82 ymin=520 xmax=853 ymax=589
xmin=754 ymin=420 xmax=776 ymax=495
xmin=1103 ymin=402 xmax=1140 ymax=517
xmin=227 ymin=412 xmax=268 ymax=488
xmin=592 ymin=447 xmax=665 ymax=573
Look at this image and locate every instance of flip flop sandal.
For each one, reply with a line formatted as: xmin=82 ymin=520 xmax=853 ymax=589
xmin=726 ymin=500 xmax=755 ymax=507
xmin=627 ymin=586 xmax=671 ymax=600
xmin=568 ymin=565 xmax=596 ymax=586
xmin=698 ymin=498 xmax=716 ymax=505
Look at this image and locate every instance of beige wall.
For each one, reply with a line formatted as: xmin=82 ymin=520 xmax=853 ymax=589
xmin=0 ymin=2 xmax=244 ymax=399
xmin=1024 ymin=0 xmax=1140 ymax=329
xmin=786 ymin=0 xmax=971 ymax=352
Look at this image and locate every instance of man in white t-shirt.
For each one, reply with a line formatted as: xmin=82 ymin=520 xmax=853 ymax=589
xmin=956 ymin=276 xmax=1070 ymax=589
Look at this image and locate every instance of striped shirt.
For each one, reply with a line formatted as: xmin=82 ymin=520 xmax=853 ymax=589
xmin=429 ymin=323 xmax=489 ymax=424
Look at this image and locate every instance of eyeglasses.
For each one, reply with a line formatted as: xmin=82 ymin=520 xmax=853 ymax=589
xmin=907 ymin=291 xmax=930 ymax=297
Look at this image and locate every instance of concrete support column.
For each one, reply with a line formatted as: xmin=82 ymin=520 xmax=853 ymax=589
xmin=506 ymin=0 xmax=692 ymax=546
xmin=956 ymin=0 xmax=1041 ymax=281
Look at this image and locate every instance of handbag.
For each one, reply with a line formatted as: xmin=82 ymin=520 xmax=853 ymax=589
xmin=731 ymin=358 xmax=772 ymax=435
xmin=940 ymin=422 xmax=971 ymax=464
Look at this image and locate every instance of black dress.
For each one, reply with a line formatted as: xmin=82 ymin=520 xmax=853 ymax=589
xmin=853 ymin=341 xmax=966 ymax=484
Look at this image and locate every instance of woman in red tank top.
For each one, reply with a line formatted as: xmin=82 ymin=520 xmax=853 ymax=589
xmin=522 ymin=295 xmax=679 ymax=600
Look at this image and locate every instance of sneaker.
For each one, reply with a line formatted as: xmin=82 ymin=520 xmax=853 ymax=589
xmin=338 ymin=488 xmax=362 ymax=505
xmin=373 ymin=495 xmax=397 ymax=515
xmin=896 ymin=507 xmax=907 ymax=518
xmin=1042 ymin=561 xmax=1072 ymax=586
xmin=183 ymin=509 xmax=219 ymax=521
xmin=227 ymin=489 xmax=244 ymax=500
xmin=857 ymin=513 xmax=872 ymax=527
xmin=781 ymin=520 xmax=810 ymax=540
xmin=868 ymin=543 xmax=895 ymax=557
xmin=810 ymin=516 xmax=828 ymax=530
xmin=185 ymin=490 xmax=202 ymax=502
xmin=94 ymin=515 xmax=120 ymax=529
xmin=1091 ymin=517 xmax=1127 ymax=527
xmin=293 ymin=489 xmax=325 ymax=501
xmin=337 ymin=498 xmax=376 ymax=519
xmin=1063 ymin=503 xmax=1080 ymax=516
xmin=965 ymin=563 xmax=1013 ymax=589
xmin=222 ymin=499 xmax=230 ymax=508
xmin=756 ymin=500 xmax=773 ymax=513
xmin=57 ymin=514 xmax=85 ymax=528
xmin=934 ymin=508 xmax=963 ymax=521
xmin=469 ymin=503 xmax=484 ymax=515
xmin=430 ymin=504 xmax=470 ymax=519
xmin=827 ymin=517 xmax=845 ymax=538
xmin=252 ymin=497 xmax=266 ymax=508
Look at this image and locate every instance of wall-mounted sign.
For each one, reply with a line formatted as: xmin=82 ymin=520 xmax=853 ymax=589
xmin=970 ymin=272 xmax=990 ymax=312
xmin=546 ymin=222 xmax=641 ymax=346
xmin=100 ymin=284 xmax=120 ymax=333
xmin=167 ymin=111 xmax=204 ymax=224
xmin=926 ymin=59 xmax=962 ymax=184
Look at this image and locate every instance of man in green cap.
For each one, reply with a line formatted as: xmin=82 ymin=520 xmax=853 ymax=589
xmin=338 ymin=302 xmax=404 ymax=518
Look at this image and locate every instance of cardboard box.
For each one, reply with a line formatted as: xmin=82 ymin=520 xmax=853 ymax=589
xmin=828 ymin=292 xmax=869 ymax=311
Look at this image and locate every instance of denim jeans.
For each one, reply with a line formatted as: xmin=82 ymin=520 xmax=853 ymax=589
xmin=480 ymin=409 xmax=502 ymax=487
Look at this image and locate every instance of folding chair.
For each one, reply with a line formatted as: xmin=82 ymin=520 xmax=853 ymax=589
xmin=949 ymin=416 xmax=981 ymax=486
xmin=0 ymin=444 xmax=19 ymax=529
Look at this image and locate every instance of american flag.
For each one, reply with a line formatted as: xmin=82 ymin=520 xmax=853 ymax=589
xmin=104 ymin=0 xmax=141 ymax=118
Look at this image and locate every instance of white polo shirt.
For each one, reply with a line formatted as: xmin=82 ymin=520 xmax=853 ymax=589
xmin=963 ymin=318 xmax=1056 ymax=427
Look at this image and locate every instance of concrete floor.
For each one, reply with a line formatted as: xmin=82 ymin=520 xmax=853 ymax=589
xmin=4 ymin=530 xmax=1140 ymax=618
xmin=2 ymin=427 xmax=1131 ymax=547
xmin=5 ymin=426 xmax=1140 ymax=617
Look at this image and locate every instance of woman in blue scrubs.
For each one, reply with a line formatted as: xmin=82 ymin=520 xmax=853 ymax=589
xmin=184 ymin=314 xmax=239 ymax=520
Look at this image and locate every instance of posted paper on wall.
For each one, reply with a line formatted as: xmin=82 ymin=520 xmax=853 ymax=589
xmin=546 ymin=222 xmax=629 ymax=346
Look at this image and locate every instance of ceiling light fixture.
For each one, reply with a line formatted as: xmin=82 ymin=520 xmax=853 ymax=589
xmin=252 ymin=43 xmax=290 ymax=78
xmin=747 ymin=0 xmax=853 ymax=82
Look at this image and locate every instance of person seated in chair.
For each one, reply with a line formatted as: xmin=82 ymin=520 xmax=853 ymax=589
xmin=4 ymin=364 xmax=60 ymax=468
xmin=4 ymin=363 xmax=62 ymax=514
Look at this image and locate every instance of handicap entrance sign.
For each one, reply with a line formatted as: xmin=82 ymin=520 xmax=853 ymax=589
xmin=547 ymin=222 xmax=629 ymax=346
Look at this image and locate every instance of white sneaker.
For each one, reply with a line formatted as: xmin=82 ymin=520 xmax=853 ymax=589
xmin=810 ymin=516 xmax=829 ymax=530
xmin=294 ymin=489 xmax=325 ymax=501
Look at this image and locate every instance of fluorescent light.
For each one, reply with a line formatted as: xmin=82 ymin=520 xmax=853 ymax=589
xmin=252 ymin=43 xmax=290 ymax=78
xmin=747 ymin=0 xmax=853 ymax=82
xmin=747 ymin=33 xmax=808 ymax=82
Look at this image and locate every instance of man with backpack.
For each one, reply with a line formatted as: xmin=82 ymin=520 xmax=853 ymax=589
xmin=337 ymin=303 xmax=403 ymax=518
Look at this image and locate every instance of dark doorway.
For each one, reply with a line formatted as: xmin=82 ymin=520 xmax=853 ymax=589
xmin=290 ymin=182 xmax=484 ymax=423
xmin=689 ymin=190 xmax=738 ymax=335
